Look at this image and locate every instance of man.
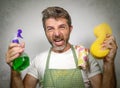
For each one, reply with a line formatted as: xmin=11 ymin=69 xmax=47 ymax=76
xmin=6 ymin=6 xmax=118 ymax=88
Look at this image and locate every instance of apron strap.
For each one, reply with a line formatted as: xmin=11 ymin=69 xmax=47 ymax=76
xmin=46 ymin=48 xmax=51 ymax=70
xmin=71 ymin=45 xmax=79 ymax=68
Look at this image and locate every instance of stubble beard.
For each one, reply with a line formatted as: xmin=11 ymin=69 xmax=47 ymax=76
xmin=52 ymin=43 xmax=66 ymax=51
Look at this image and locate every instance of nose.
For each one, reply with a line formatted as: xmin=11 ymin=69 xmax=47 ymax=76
xmin=53 ymin=29 xmax=61 ymax=37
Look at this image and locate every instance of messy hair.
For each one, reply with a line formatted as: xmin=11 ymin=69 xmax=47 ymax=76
xmin=42 ymin=6 xmax=72 ymax=29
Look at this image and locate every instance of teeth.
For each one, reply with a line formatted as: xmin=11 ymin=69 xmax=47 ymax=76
xmin=54 ymin=39 xmax=62 ymax=42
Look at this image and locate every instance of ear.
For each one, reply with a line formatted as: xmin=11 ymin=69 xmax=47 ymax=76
xmin=70 ymin=25 xmax=73 ymax=32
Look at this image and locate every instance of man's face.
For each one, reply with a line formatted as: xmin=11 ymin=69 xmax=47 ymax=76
xmin=44 ymin=18 xmax=72 ymax=52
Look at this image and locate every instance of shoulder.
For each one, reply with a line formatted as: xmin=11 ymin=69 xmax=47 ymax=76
xmin=30 ymin=50 xmax=50 ymax=66
xmin=74 ymin=45 xmax=89 ymax=54
xmin=35 ymin=50 xmax=49 ymax=60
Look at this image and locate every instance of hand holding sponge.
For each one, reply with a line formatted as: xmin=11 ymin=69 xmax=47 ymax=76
xmin=90 ymin=23 xmax=112 ymax=59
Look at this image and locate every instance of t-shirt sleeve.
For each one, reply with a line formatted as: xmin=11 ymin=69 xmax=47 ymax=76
xmin=87 ymin=54 xmax=102 ymax=78
xmin=27 ymin=57 xmax=39 ymax=79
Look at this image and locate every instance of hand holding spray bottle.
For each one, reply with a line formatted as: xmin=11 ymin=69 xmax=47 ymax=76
xmin=12 ymin=29 xmax=30 ymax=71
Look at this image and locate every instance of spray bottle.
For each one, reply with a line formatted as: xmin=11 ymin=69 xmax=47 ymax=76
xmin=12 ymin=29 xmax=30 ymax=71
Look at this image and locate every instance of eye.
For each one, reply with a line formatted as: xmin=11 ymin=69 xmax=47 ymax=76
xmin=46 ymin=26 xmax=54 ymax=31
xmin=59 ymin=24 xmax=66 ymax=30
xmin=60 ymin=26 xmax=65 ymax=29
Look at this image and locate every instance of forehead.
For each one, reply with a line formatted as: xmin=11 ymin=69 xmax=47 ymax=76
xmin=45 ymin=18 xmax=68 ymax=26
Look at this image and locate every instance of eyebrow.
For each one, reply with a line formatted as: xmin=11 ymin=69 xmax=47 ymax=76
xmin=58 ymin=24 xmax=68 ymax=28
xmin=46 ymin=24 xmax=67 ymax=28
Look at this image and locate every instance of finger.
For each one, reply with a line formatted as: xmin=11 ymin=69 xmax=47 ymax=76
xmin=104 ymin=35 xmax=115 ymax=43
xmin=10 ymin=53 xmax=20 ymax=61
xmin=106 ymin=34 xmax=112 ymax=37
xmin=19 ymin=42 xmax=25 ymax=48
xmin=8 ymin=42 xmax=25 ymax=50
xmin=8 ymin=42 xmax=25 ymax=57
xmin=8 ymin=43 xmax=20 ymax=49
xmin=103 ymin=39 xmax=117 ymax=51
xmin=110 ymin=36 xmax=118 ymax=49
xmin=9 ymin=47 xmax=24 ymax=58
xmin=6 ymin=53 xmax=20 ymax=64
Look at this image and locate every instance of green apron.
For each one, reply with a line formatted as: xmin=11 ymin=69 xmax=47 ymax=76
xmin=42 ymin=45 xmax=85 ymax=88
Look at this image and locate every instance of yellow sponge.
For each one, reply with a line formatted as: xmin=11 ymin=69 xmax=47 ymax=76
xmin=90 ymin=23 xmax=112 ymax=59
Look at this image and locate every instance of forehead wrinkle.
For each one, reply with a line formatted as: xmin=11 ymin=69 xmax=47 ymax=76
xmin=45 ymin=18 xmax=68 ymax=28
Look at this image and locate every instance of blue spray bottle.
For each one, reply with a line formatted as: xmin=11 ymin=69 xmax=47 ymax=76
xmin=12 ymin=29 xmax=30 ymax=71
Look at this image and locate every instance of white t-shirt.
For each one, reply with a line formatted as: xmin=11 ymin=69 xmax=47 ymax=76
xmin=27 ymin=46 xmax=102 ymax=88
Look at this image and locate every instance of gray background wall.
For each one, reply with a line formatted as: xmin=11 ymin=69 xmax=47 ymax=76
xmin=0 ymin=0 xmax=120 ymax=88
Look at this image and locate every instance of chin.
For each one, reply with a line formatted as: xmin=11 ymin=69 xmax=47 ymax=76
xmin=53 ymin=45 xmax=66 ymax=51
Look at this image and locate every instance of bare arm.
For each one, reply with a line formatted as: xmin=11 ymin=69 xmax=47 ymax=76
xmin=90 ymin=65 xmax=116 ymax=88
xmin=101 ymin=34 xmax=117 ymax=88
xmin=90 ymin=35 xmax=117 ymax=88
xmin=10 ymin=70 xmax=24 ymax=88
xmin=102 ymin=61 xmax=116 ymax=88
xmin=89 ymin=73 xmax=102 ymax=88
xmin=23 ymin=74 xmax=38 ymax=88
xmin=10 ymin=69 xmax=38 ymax=88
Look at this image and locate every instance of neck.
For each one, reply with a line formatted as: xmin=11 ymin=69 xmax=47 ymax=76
xmin=52 ymin=43 xmax=71 ymax=53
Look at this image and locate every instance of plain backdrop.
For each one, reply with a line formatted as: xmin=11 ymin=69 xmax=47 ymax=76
xmin=0 ymin=0 xmax=120 ymax=88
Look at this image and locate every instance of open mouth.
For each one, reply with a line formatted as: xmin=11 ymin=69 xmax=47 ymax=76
xmin=53 ymin=38 xmax=64 ymax=46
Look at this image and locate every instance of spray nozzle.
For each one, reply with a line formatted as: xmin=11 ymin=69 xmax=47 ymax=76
xmin=17 ymin=29 xmax=23 ymax=39
xmin=12 ymin=29 xmax=23 ymax=43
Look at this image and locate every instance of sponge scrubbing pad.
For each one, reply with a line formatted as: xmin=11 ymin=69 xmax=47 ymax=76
xmin=90 ymin=23 xmax=112 ymax=59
